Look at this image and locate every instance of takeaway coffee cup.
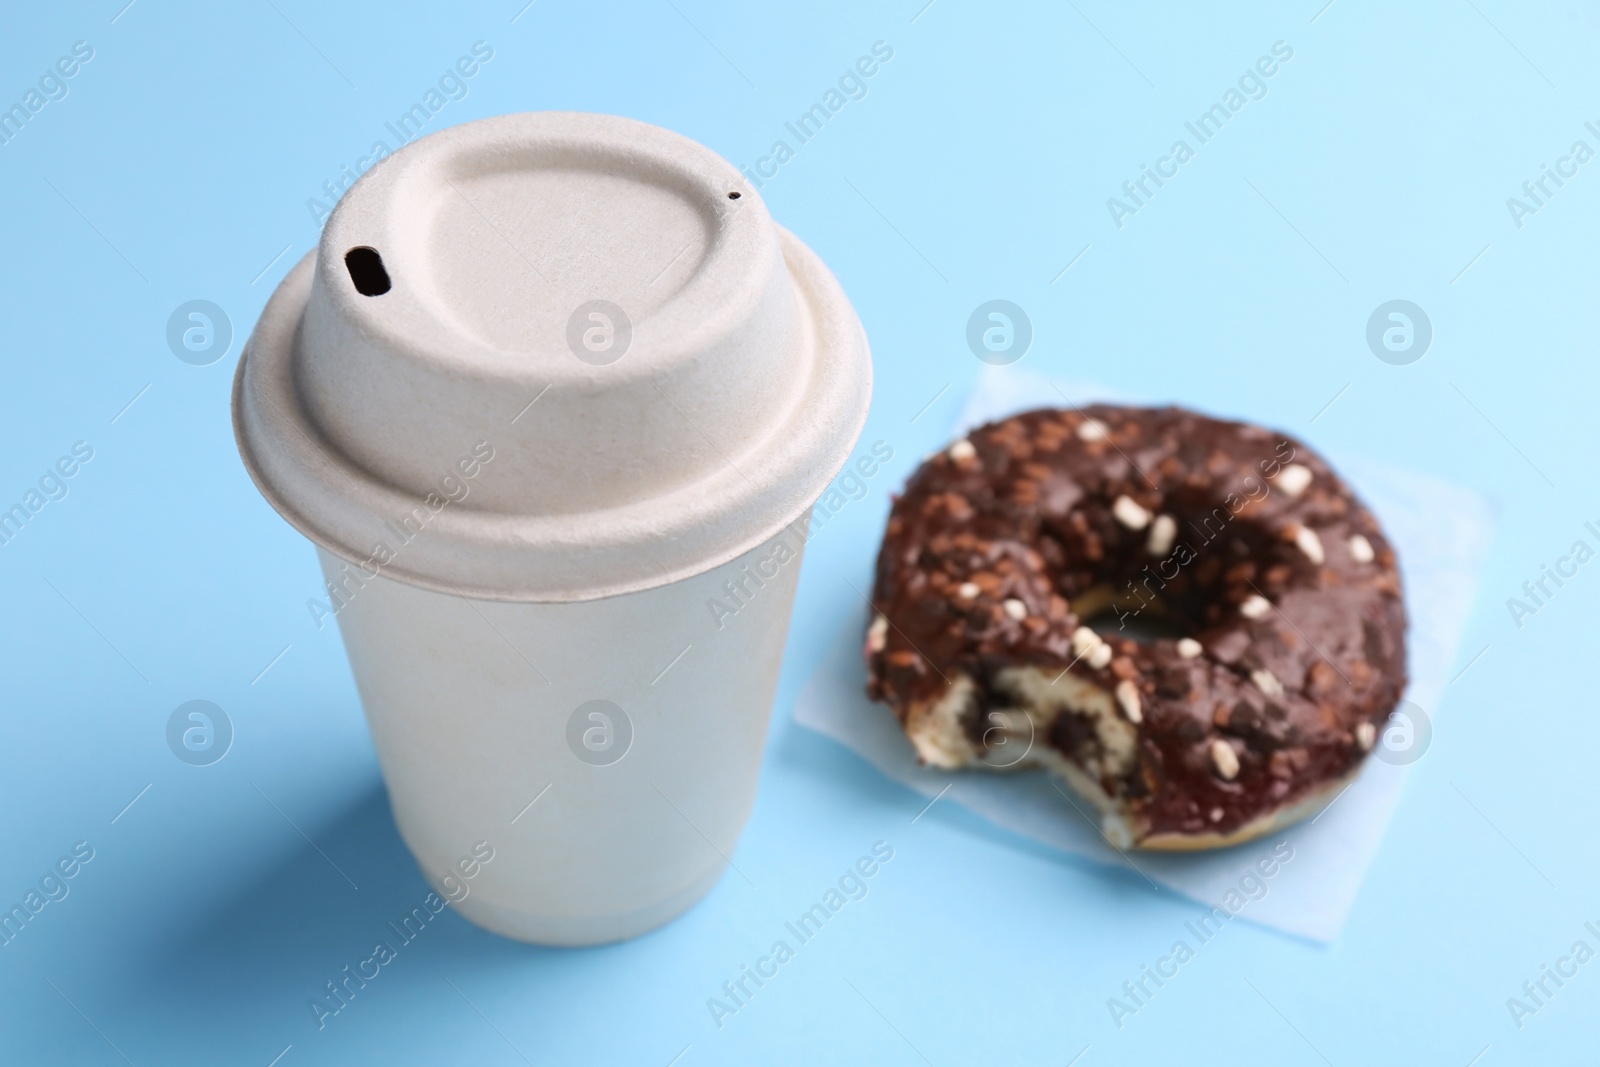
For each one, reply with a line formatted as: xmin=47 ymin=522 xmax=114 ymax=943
xmin=232 ymin=112 xmax=871 ymax=945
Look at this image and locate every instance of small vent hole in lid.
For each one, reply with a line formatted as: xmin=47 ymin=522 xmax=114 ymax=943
xmin=345 ymin=246 xmax=391 ymax=296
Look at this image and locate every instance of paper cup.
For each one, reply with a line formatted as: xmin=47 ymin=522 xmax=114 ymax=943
xmin=319 ymin=519 xmax=811 ymax=944
xmin=233 ymin=113 xmax=871 ymax=944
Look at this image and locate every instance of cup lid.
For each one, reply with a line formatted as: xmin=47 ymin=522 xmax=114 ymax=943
xmin=233 ymin=112 xmax=872 ymax=602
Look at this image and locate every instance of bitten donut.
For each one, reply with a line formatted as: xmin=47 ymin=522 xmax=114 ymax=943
xmin=865 ymin=406 xmax=1406 ymax=850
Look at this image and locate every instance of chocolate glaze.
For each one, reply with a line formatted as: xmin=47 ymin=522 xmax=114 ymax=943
xmin=865 ymin=406 xmax=1407 ymax=842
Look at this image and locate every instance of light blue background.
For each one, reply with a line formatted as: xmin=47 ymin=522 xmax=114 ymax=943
xmin=1 ymin=1 xmax=1595 ymax=1063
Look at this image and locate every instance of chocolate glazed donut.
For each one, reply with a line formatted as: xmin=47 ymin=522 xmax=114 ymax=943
xmin=865 ymin=406 xmax=1407 ymax=850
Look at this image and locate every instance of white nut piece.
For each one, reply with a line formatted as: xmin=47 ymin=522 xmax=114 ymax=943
xmin=947 ymin=439 xmax=976 ymax=462
xmin=1077 ymin=418 xmax=1109 ymax=442
xmin=1250 ymin=668 xmax=1284 ymax=698
xmin=1112 ymin=495 xmax=1152 ymax=530
xmin=1176 ymin=637 xmax=1203 ymax=659
xmin=1088 ymin=643 xmax=1113 ymax=670
xmin=1293 ymin=525 xmax=1325 ymax=565
xmin=1275 ymin=463 xmax=1313 ymax=498
xmin=1071 ymin=626 xmax=1101 ymax=658
xmin=1349 ymin=534 xmax=1375 ymax=564
xmin=1002 ymin=597 xmax=1028 ymax=621
xmin=1115 ymin=679 xmax=1143 ymax=724
xmin=1356 ymin=721 xmax=1377 ymax=751
xmin=1210 ymin=739 xmax=1240 ymax=780
xmin=866 ymin=614 xmax=888 ymax=654
xmin=1146 ymin=514 xmax=1177 ymax=556
xmin=1239 ymin=594 xmax=1272 ymax=619
xmin=958 ymin=581 xmax=980 ymax=599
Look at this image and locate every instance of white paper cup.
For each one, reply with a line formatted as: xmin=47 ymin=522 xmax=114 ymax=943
xmin=319 ymin=517 xmax=810 ymax=944
xmin=233 ymin=112 xmax=871 ymax=944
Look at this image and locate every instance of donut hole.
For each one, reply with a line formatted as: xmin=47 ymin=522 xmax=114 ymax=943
xmin=1083 ymin=605 xmax=1192 ymax=644
xmin=1068 ymin=583 xmax=1196 ymax=645
xmin=1047 ymin=496 xmax=1301 ymax=642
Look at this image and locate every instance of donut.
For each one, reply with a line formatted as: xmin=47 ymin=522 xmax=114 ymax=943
xmin=865 ymin=405 xmax=1406 ymax=850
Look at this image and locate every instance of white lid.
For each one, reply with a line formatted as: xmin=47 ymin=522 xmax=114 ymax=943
xmin=233 ymin=112 xmax=871 ymax=602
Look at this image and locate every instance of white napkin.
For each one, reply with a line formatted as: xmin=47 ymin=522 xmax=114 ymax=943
xmin=794 ymin=367 xmax=1495 ymax=942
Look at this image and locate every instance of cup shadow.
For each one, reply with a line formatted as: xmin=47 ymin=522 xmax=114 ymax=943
xmin=129 ymin=780 xmax=567 ymax=1049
